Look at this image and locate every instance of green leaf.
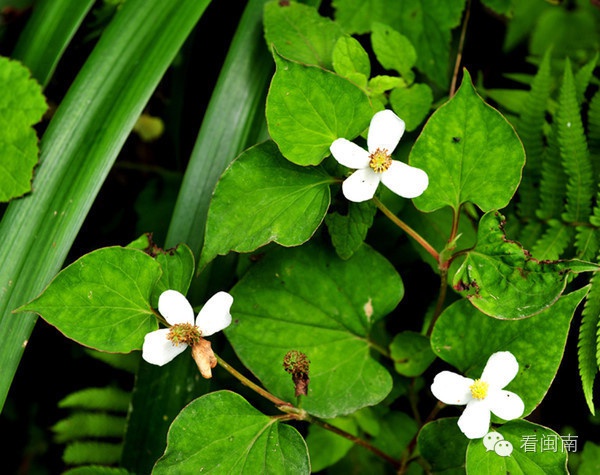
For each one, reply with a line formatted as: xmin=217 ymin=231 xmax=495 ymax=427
xmin=17 ymin=247 xmax=161 ymax=353
xmin=58 ymin=387 xmax=131 ymax=412
xmin=63 ymin=467 xmax=132 ymax=475
xmin=389 ymin=331 xmax=436 ymax=377
xmin=227 ymin=243 xmax=401 ymax=418
xmin=325 ymin=200 xmax=377 ymax=260
xmin=452 ymin=211 xmax=595 ymax=319
xmin=411 ymin=70 xmax=525 ymax=213
xmin=389 ymin=83 xmax=433 ymax=132
xmin=578 ymin=442 xmax=600 ymax=475
xmin=480 ymin=0 xmax=513 ymax=16
xmin=578 ymin=272 xmax=600 ymax=414
xmin=418 ymin=417 xmax=468 ymax=474
xmin=153 ymin=391 xmax=310 ymax=474
xmin=431 ymin=287 xmax=589 ymax=419
xmin=152 ymin=245 xmax=195 ymax=307
xmin=0 ymin=56 xmax=47 ymax=202
xmin=62 ymin=441 xmax=122 ymax=466
xmin=370 ymin=22 xmax=416 ymax=82
xmin=466 ymin=420 xmax=568 ymax=475
xmin=263 ymin=0 xmax=345 ymax=69
xmin=199 ymin=141 xmax=333 ymax=268
xmin=266 ymin=52 xmax=373 ymax=166
xmin=332 ymin=36 xmax=371 ymax=87
xmin=531 ymin=220 xmax=573 ymax=261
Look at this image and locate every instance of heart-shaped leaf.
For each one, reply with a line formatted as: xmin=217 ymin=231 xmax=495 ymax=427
xmin=17 ymin=247 xmax=161 ymax=353
xmin=227 ymin=243 xmax=402 ymax=418
xmin=411 ymin=70 xmax=525 ymax=213
xmin=266 ymin=52 xmax=373 ymax=166
xmin=199 ymin=141 xmax=333 ymax=269
xmin=154 ymin=391 xmax=310 ymax=474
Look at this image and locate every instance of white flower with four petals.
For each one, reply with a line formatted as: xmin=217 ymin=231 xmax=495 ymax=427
xmin=330 ymin=109 xmax=429 ymax=202
xmin=430 ymin=351 xmax=525 ymax=439
xmin=142 ymin=289 xmax=233 ymax=372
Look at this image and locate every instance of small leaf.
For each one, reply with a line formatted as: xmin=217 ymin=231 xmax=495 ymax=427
xmin=53 ymin=413 xmax=127 ymax=443
xmin=418 ymin=418 xmax=468 ymax=474
xmin=389 ymin=83 xmax=433 ymax=131
xmin=466 ymin=420 xmax=568 ymax=475
xmin=411 ymin=70 xmax=525 ymax=213
xmin=151 ymin=244 xmax=195 ymax=307
xmin=153 ymin=391 xmax=310 ymax=474
xmin=452 ymin=211 xmax=596 ymax=319
xmin=199 ymin=141 xmax=333 ymax=269
xmin=264 ymin=0 xmax=345 ymax=69
xmin=0 ymin=56 xmax=47 ymax=202
xmin=332 ymin=36 xmax=370 ymax=86
xmin=227 ymin=243 xmax=402 ymax=418
xmin=325 ymin=200 xmax=377 ymax=259
xmin=17 ymin=247 xmax=161 ymax=353
xmin=389 ymin=331 xmax=436 ymax=377
xmin=431 ymin=287 xmax=589 ymax=419
xmin=266 ymin=52 xmax=373 ymax=166
xmin=370 ymin=22 xmax=416 ymax=82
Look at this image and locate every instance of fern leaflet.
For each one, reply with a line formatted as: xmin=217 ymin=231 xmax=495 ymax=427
xmin=531 ymin=220 xmax=573 ymax=260
xmin=588 ymin=88 xmax=600 ymax=182
xmin=575 ymin=226 xmax=600 ymax=262
xmin=62 ymin=441 xmax=123 ymax=466
xmin=537 ymin=121 xmax=567 ymax=220
xmin=53 ymin=412 xmax=127 ymax=443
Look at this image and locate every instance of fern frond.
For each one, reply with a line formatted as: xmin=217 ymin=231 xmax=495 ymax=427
xmin=537 ymin=122 xmax=566 ymax=220
xmin=53 ymin=412 xmax=127 ymax=443
xmin=575 ymin=226 xmax=600 ymax=262
xmin=557 ymin=59 xmax=593 ymax=224
xmin=531 ymin=220 xmax=573 ymax=260
xmin=579 ymin=276 xmax=600 ymax=415
xmin=62 ymin=441 xmax=122 ymax=466
xmin=58 ymin=387 xmax=131 ymax=412
xmin=515 ymin=51 xmax=553 ymax=218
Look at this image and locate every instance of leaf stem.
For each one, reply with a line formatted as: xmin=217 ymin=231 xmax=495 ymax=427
xmin=214 ymin=353 xmax=293 ymax=408
xmin=373 ymin=197 xmax=439 ymax=261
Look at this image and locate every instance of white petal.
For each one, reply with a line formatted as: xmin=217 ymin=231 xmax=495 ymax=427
xmin=488 ymin=389 xmax=525 ymax=421
xmin=380 ymin=161 xmax=429 ymax=198
xmin=458 ymin=400 xmax=492 ymax=439
xmin=330 ymin=138 xmax=370 ymax=169
xmin=481 ymin=351 xmax=519 ymax=389
xmin=430 ymin=371 xmax=473 ymax=405
xmin=158 ymin=290 xmax=195 ymax=325
xmin=196 ymin=291 xmax=233 ymax=336
xmin=142 ymin=329 xmax=187 ymax=366
xmin=341 ymin=168 xmax=381 ymax=202
xmin=367 ymin=109 xmax=405 ymax=154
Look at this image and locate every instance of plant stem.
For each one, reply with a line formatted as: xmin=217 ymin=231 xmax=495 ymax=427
xmin=214 ymin=353 xmax=293 ymax=408
xmin=449 ymin=0 xmax=472 ymax=97
xmin=307 ymin=415 xmax=402 ymax=470
xmin=373 ymin=197 xmax=439 ymax=262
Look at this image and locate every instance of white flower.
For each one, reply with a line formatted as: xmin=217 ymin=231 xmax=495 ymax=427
xmin=430 ymin=351 xmax=525 ymax=439
xmin=330 ymin=109 xmax=428 ymax=202
xmin=142 ymin=289 xmax=233 ymax=367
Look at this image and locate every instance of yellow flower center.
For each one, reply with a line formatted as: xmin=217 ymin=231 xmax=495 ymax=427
xmin=470 ymin=379 xmax=489 ymax=400
xmin=369 ymin=148 xmax=392 ymax=173
xmin=167 ymin=323 xmax=202 ymax=346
